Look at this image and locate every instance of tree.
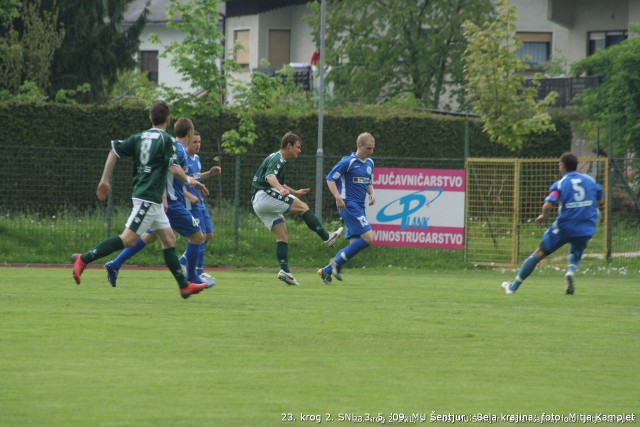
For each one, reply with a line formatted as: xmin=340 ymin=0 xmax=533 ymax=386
xmin=0 ymin=0 xmax=64 ymax=99
xmin=0 ymin=0 xmax=20 ymax=25
xmin=109 ymin=68 xmax=159 ymax=107
xmin=462 ymin=0 xmax=556 ymax=150
xmin=44 ymin=0 xmax=148 ymax=102
xmin=149 ymin=0 xmax=254 ymax=153
xmin=304 ymin=0 xmax=495 ymax=109
xmin=152 ymin=0 xmax=312 ymax=154
xmin=571 ymin=27 xmax=640 ymax=158
xmin=150 ymin=0 xmax=230 ymax=116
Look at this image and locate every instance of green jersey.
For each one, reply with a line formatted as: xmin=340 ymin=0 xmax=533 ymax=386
xmin=112 ymin=128 xmax=178 ymax=204
xmin=252 ymin=151 xmax=287 ymax=192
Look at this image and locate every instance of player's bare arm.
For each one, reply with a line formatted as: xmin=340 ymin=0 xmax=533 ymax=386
xmin=201 ymin=166 xmax=222 ymax=180
xmin=170 ymin=164 xmax=209 ymax=197
xmin=266 ymin=175 xmax=288 ymax=196
xmin=287 ymin=186 xmax=310 ymax=197
xmin=367 ymin=185 xmax=376 ymax=206
xmin=535 ymin=201 xmax=554 ymax=225
xmin=96 ymin=150 xmax=119 ymax=201
xmin=183 ymin=187 xmax=200 ymax=204
xmin=326 ymin=180 xmax=345 ymax=210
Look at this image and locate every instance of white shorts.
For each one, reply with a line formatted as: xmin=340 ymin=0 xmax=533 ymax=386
xmin=252 ymin=189 xmax=296 ymax=229
xmin=125 ymin=198 xmax=171 ymax=235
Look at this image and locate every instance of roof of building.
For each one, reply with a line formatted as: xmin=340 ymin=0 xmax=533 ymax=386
xmin=225 ymin=0 xmax=308 ymax=17
xmin=124 ymin=0 xmax=173 ymax=23
xmin=124 ymin=0 xmax=226 ymax=24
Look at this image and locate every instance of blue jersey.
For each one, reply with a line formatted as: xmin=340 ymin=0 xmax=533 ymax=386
xmin=166 ymin=141 xmax=188 ymax=207
xmin=326 ymin=153 xmax=374 ymax=207
xmin=184 ymin=152 xmax=205 ymax=209
xmin=545 ymin=171 xmax=603 ymax=237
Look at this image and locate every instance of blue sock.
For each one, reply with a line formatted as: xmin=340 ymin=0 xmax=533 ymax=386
xmin=186 ymin=242 xmax=200 ymax=282
xmin=196 ymin=242 xmax=206 ymax=275
xmin=511 ymin=253 xmax=540 ymax=291
xmin=334 ymin=238 xmax=370 ymax=266
xmin=110 ymin=237 xmax=146 ymax=269
xmin=567 ymin=252 xmax=579 ymax=275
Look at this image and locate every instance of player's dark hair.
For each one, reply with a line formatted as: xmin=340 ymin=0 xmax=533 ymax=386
xmin=174 ymin=117 xmax=194 ymax=138
xmin=281 ymin=132 xmax=300 ymax=149
xmin=149 ymin=100 xmax=170 ymax=126
xmin=560 ymin=152 xmax=578 ymax=172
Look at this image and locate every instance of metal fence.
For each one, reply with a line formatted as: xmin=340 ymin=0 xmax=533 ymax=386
xmin=0 ymin=144 xmax=637 ymax=268
xmin=466 ymin=158 xmax=610 ymax=267
xmin=525 ymin=76 xmax=603 ymax=108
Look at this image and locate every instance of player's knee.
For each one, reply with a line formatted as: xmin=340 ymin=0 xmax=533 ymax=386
xmin=120 ymin=234 xmax=138 ymax=248
xmin=292 ymin=199 xmax=309 ymax=215
xmin=189 ymin=231 xmax=205 ymax=245
xmin=141 ymin=232 xmax=157 ymax=245
xmin=533 ymin=248 xmax=546 ymax=259
xmin=361 ymin=231 xmax=375 ymax=246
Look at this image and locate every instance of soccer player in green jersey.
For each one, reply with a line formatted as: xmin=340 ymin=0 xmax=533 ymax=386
xmin=71 ymin=100 xmax=209 ymax=299
xmin=251 ymin=132 xmax=343 ymax=285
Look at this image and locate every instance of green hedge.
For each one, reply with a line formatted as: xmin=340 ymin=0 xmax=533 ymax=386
xmin=1 ymin=102 xmax=571 ymax=157
xmin=0 ymin=102 xmax=570 ymax=213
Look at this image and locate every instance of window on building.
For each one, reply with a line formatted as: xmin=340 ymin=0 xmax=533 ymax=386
xmin=234 ymin=30 xmax=250 ymax=68
xmin=140 ymin=51 xmax=158 ymax=85
xmin=517 ymin=32 xmax=551 ymax=69
xmin=268 ymin=30 xmax=291 ymax=68
xmin=588 ymin=30 xmax=627 ymax=55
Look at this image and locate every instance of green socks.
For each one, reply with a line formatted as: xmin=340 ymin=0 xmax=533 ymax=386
xmin=276 ymin=241 xmax=289 ymax=272
xmin=82 ymin=236 xmax=124 ymax=263
xmin=301 ymin=210 xmax=329 ymax=241
xmin=163 ymin=247 xmax=188 ymax=289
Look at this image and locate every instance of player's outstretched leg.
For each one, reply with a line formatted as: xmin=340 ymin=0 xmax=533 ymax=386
xmin=321 ymin=237 xmax=369 ymax=283
xmin=501 ymin=253 xmax=540 ymax=294
xmin=324 ymin=226 xmax=344 ymax=247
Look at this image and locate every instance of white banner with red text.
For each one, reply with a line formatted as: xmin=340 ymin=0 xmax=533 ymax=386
xmin=365 ymin=167 xmax=465 ymax=249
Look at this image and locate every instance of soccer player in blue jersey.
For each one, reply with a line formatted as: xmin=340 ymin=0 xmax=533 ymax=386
xmin=102 ymin=118 xmax=213 ymax=288
xmin=71 ymin=101 xmax=209 ymax=299
xmin=318 ymin=132 xmax=376 ymax=284
xmin=181 ymin=130 xmax=221 ymax=283
xmin=502 ymin=152 xmax=604 ymax=295
xmin=252 ymin=132 xmax=343 ymax=286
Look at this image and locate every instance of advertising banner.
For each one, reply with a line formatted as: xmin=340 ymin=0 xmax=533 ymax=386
xmin=366 ymin=167 xmax=466 ymax=249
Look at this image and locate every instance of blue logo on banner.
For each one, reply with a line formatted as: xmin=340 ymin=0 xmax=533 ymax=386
xmin=376 ymin=187 xmax=443 ymax=230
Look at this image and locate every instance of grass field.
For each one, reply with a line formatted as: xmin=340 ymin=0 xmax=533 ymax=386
xmin=1 ymin=266 xmax=638 ymax=426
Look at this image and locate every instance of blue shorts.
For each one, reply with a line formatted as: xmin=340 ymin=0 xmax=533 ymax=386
xmin=539 ymin=225 xmax=592 ymax=261
xmin=190 ymin=206 xmax=213 ymax=234
xmin=339 ymin=202 xmax=372 ymax=239
xmin=166 ymin=202 xmax=201 ymax=237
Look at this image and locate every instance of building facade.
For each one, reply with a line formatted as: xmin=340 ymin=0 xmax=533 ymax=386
xmin=124 ymin=0 xmax=639 ymax=104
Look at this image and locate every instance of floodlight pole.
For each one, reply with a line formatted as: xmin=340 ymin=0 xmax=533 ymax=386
xmin=314 ymin=0 xmax=327 ymax=221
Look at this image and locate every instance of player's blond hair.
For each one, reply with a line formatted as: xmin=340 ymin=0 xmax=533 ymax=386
xmin=356 ymin=132 xmax=375 ymax=146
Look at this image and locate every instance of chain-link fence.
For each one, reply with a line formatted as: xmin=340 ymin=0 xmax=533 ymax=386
xmin=0 ymin=145 xmax=466 ymax=266
xmin=0 ymin=144 xmax=637 ymax=269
